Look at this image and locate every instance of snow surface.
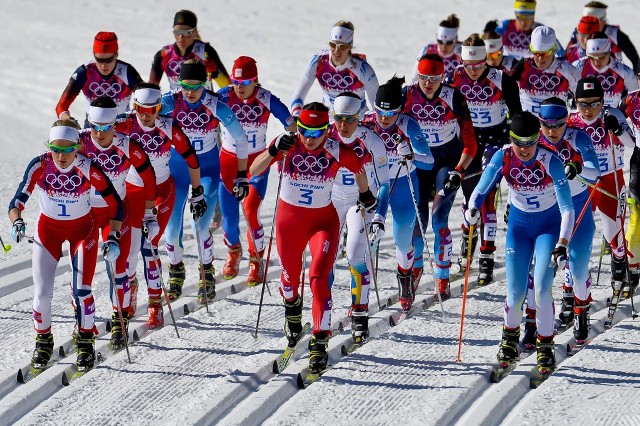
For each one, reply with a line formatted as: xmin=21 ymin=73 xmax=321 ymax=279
xmin=1 ymin=0 xmax=640 ymax=425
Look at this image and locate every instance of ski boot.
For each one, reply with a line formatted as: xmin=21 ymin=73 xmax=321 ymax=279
xmin=166 ymin=262 xmax=186 ymax=301
xmin=223 ymin=243 xmax=242 ymax=280
xmin=458 ymin=227 xmax=478 ymax=270
xmin=110 ymin=311 xmax=129 ymax=350
xmin=247 ymin=250 xmax=264 ymax=287
xmin=397 ymin=267 xmax=414 ymax=311
xmin=76 ymin=331 xmax=96 ymax=372
xmin=31 ymin=332 xmax=54 ymax=369
xmin=535 ymin=335 xmax=555 ymax=374
xmin=197 ymin=263 xmax=216 ymax=303
xmin=521 ymin=308 xmax=537 ymax=351
xmin=611 ymin=255 xmax=628 ymax=300
xmin=351 ymin=304 xmax=369 ymax=343
xmin=411 ymin=266 xmax=423 ymax=298
xmin=284 ymin=296 xmax=303 ymax=347
xmin=308 ymin=332 xmax=330 ymax=374
xmin=497 ymin=326 xmax=520 ymax=366
xmin=573 ymin=299 xmax=590 ymax=341
xmin=128 ymin=275 xmax=139 ymax=317
xmin=558 ymin=285 xmax=575 ymax=325
xmin=435 ymin=278 xmax=451 ymax=301
xmin=629 ymin=269 xmax=640 ymax=297
xmin=147 ymin=297 xmax=164 ymax=329
xmin=477 ymin=253 xmax=494 ymax=286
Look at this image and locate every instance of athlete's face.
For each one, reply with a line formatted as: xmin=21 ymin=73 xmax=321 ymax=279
xmin=375 ymin=109 xmax=399 ymax=129
xmin=531 ymin=49 xmax=555 ymax=70
xmin=173 ymin=25 xmax=196 ymax=52
xmin=463 ymin=59 xmax=487 ymax=81
xmin=232 ymin=79 xmax=257 ymax=100
xmin=180 ymin=79 xmax=205 ymax=103
xmin=299 ymin=130 xmax=326 ymax=151
xmin=135 ymin=108 xmax=159 ymax=128
xmin=588 ymin=52 xmax=611 ymax=71
xmin=576 ymin=96 xmax=604 ymax=121
xmin=90 ymin=123 xmax=115 ymax=148
xmin=334 ymin=115 xmax=358 ymax=138
xmin=486 ymin=50 xmax=503 ymax=67
xmin=94 ymin=52 xmax=117 ymax=76
xmin=515 ymin=13 xmax=534 ymax=32
xmin=418 ymin=74 xmax=442 ymax=98
xmin=329 ymin=42 xmax=351 ymax=66
xmin=49 ymin=139 xmax=78 ymax=169
xmin=540 ymin=121 xmax=567 ymax=143
xmin=513 ymin=141 xmax=537 ymax=161
xmin=437 ymin=39 xmax=456 ymax=56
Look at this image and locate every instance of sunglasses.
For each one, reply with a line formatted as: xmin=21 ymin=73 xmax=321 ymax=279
xmin=510 ymin=131 xmax=539 ymax=147
xmin=298 ymin=122 xmax=328 ymax=139
xmin=418 ymin=74 xmax=441 ymax=82
xmin=334 ymin=114 xmax=358 ymax=124
xmin=47 ymin=142 xmax=79 ymax=154
xmin=89 ymin=122 xmax=115 ymax=132
xmin=134 ymin=102 xmax=162 ymax=115
xmin=540 ymin=119 xmax=567 ymax=129
xmin=588 ymin=53 xmax=609 ymax=61
xmin=94 ymin=55 xmax=116 ymax=64
xmin=576 ymin=100 xmax=602 ymax=109
xmin=487 ymin=51 xmax=502 ymax=60
xmin=530 ymin=46 xmax=555 ymax=57
xmin=178 ymin=81 xmax=205 ymax=91
xmin=375 ymin=107 xmax=400 ymax=117
xmin=231 ymin=77 xmax=256 ymax=86
xmin=329 ymin=42 xmax=351 ymax=51
xmin=173 ymin=28 xmax=196 ymax=37
xmin=515 ymin=13 xmax=534 ymax=20
xmin=437 ymin=40 xmax=455 ymax=46
xmin=464 ymin=61 xmax=487 ymax=70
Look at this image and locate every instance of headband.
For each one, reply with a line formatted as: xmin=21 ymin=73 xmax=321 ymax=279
xmin=583 ymin=6 xmax=606 ymax=20
xmin=330 ymin=26 xmax=354 ymax=44
xmin=484 ymin=37 xmax=503 ymax=53
xmin=88 ymin=106 xmax=117 ymax=124
xmin=134 ymin=88 xmax=162 ymax=105
xmin=461 ymin=45 xmax=487 ymax=61
xmin=586 ymin=37 xmax=611 ymax=55
xmin=436 ymin=26 xmax=458 ymax=42
xmin=49 ymin=126 xmax=80 ymax=143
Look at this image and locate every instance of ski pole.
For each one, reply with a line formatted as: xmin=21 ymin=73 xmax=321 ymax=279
xmin=361 ymin=208 xmax=382 ymax=311
xmin=404 ymin=162 xmax=445 ymax=320
xmin=193 ymin=217 xmax=210 ymax=314
xmin=0 ymin=235 xmax=11 ymax=253
xmin=576 ymin=175 xmax=617 ymax=200
xmin=571 ymin=180 xmax=599 ymax=239
xmin=106 ymin=261 xmax=132 ymax=364
xmin=254 ymin=154 xmax=286 ymax=339
xmin=457 ymin=223 xmax=475 ymax=363
xmin=300 ymin=248 xmax=306 ymax=301
xmin=596 ymin=239 xmax=605 ymax=287
xmin=148 ymin=242 xmax=181 ymax=338
xmin=240 ymin=201 xmax=271 ymax=296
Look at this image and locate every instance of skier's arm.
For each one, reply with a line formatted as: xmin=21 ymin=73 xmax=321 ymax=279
xmin=405 ymin=116 xmax=434 ymax=170
xmin=574 ymin=130 xmax=600 ymax=182
xmin=469 ymin=149 xmax=504 ymax=210
xmin=8 ymin=157 xmax=43 ymax=214
xmin=128 ymin=139 xmax=157 ymax=209
xmin=501 ymin=72 xmax=522 ymax=114
xmin=548 ymin=155 xmax=574 ymax=245
xmin=171 ymin=123 xmax=201 ymax=187
xmin=216 ymin=99 xmax=249 ymax=166
xmin=361 ymin=62 xmax=380 ymax=112
xmin=267 ymin=92 xmax=297 ymax=132
xmin=368 ymin=131 xmax=390 ymax=217
xmin=89 ymin=161 xmax=123 ymax=231
xmin=453 ymin=90 xmax=478 ymax=170
xmin=55 ymin=65 xmax=88 ymax=119
xmin=617 ymin=29 xmax=640 ymax=73
xmin=160 ymin=91 xmax=176 ymax=116
xmin=291 ymin=55 xmax=320 ymax=117
xmin=204 ymin=44 xmax=231 ymax=89
xmin=149 ymin=50 xmax=164 ymax=85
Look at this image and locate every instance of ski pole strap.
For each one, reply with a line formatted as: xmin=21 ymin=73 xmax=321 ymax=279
xmin=575 ymin=176 xmax=618 ymax=201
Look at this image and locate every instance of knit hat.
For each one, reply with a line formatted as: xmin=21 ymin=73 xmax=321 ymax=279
xmin=530 ymin=26 xmax=556 ymax=52
xmin=299 ymin=108 xmax=329 ymax=128
xmin=93 ymin=32 xmax=118 ymax=54
xmin=174 ymin=10 xmax=197 ymax=28
xmin=375 ymin=84 xmax=402 ymax=110
xmin=514 ymin=0 xmax=536 ymax=15
xmin=539 ymin=97 xmax=568 ymax=121
xmin=577 ymin=15 xmax=600 ymax=35
xmin=575 ymin=76 xmax=604 ymax=99
xmin=510 ymin=111 xmax=540 ymax=146
xmin=180 ymin=61 xmax=207 ymax=82
xmin=232 ymin=56 xmax=258 ymax=80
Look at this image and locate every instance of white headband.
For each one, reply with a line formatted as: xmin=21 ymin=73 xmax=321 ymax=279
xmin=586 ymin=37 xmax=611 ymax=54
xmin=88 ymin=106 xmax=117 ymax=124
xmin=583 ymin=6 xmax=606 ymax=20
xmin=134 ymin=88 xmax=162 ymax=105
xmin=437 ymin=26 xmax=458 ymax=42
xmin=334 ymin=94 xmax=362 ymax=116
xmin=49 ymin=126 xmax=80 ymax=143
xmin=330 ymin=26 xmax=354 ymax=44
xmin=484 ymin=37 xmax=503 ymax=53
xmin=461 ymin=45 xmax=487 ymax=61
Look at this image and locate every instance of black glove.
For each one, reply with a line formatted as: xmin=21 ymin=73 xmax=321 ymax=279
xmin=189 ymin=185 xmax=208 ymax=220
xmin=268 ymin=133 xmax=295 ymax=156
xmin=603 ymin=112 xmax=623 ymax=136
xmin=504 ymin=204 xmax=510 ymax=224
xmin=233 ymin=170 xmax=249 ymax=201
xmin=552 ymin=244 xmax=568 ymax=270
xmin=564 ymin=161 xmax=583 ymax=180
xmin=358 ymin=189 xmax=378 ymax=214
xmin=10 ymin=218 xmax=26 ymax=243
xmin=444 ymin=168 xmax=463 ymax=191
xmin=484 ymin=19 xmax=499 ymax=32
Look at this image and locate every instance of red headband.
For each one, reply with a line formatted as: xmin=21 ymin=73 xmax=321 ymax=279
xmin=298 ymin=109 xmax=329 ymax=128
xmin=417 ymin=58 xmax=445 ymax=76
xmin=94 ymin=31 xmax=118 ymax=54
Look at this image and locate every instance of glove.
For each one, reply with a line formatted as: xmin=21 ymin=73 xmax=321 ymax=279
xmin=142 ymin=207 xmax=160 ymax=241
xmin=504 ymin=204 xmax=510 ymax=224
xmin=552 ymin=244 xmax=568 ymax=270
xmin=233 ymin=170 xmax=250 ymax=201
xmin=564 ymin=161 xmax=582 ymax=180
xmin=268 ymin=133 xmax=295 ymax=156
xmin=10 ymin=218 xmax=26 ymax=243
xmin=102 ymin=231 xmax=121 ymax=262
xmin=358 ymin=189 xmax=378 ymax=214
xmin=368 ymin=213 xmax=385 ymax=244
xmin=464 ymin=207 xmax=481 ymax=226
xmin=189 ymin=185 xmax=208 ymax=221
xmin=444 ymin=167 xmax=463 ymax=191
xmin=397 ymin=140 xmax=414 ymax=161
xmin=603 ymin=112 xmax=623 ymax=136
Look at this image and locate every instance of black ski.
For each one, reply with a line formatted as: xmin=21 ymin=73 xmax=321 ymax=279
xmin=529 ymin=365 xmax=555 ymax=388
xmin=604 ymin=281 xmax=624 ymax=328
xmin=272 ymin=322 xmax=311 ymax=374
xmin=566 ymin=339 xmax=592 ymax=356
xmin=296 ymin=366 xmax=332 ymax=389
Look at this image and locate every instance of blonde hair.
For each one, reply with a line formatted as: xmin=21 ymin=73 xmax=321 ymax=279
xmin=333 ymin=20 xmax=355 ymax=31
xmin=463 ymin=33 xmax=485 ymax=47
xmin=52 ymin=119 xmax=81 ymax=130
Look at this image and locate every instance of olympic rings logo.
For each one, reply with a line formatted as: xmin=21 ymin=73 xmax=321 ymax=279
xmin=91 ymin=152 xmax=124 ymax=171
xmin=291 ymin=154 xmax=330 ymax=173
xmin=507 ymin=32 xmax=530 ymax=48
xmin=557 ymin=146 xmax=571 ymax=163
xmin=411 ymin=103 xmax=446 ymax=120
xmin=168 ymin=59 xmax=183 ymax=74
xmin=131 ymin=132 xmax=164 ymax=152
xmin=586 ymin=125 xmax=606 ymax=143
xmin=528 ymin=74 xmax=561 ymax=91
xmin=596 ymin=75 xmax=617 ymax=91
xmin=633 ymin=109 xmax=640 ymax=122
xmin=321 ymin=72 xmax=354 ymax=90
xmin=232 ymin=104 xmax=264 ymax=121
xmin=460 ymin=84 xmax=494 ymax=101
xmin=509 ymin=167 xmax=545 ymax=185
xmin=353 ymin=143 xmax=365 ymax=158
xmin=45 ymin=173 xmax=83 ymax=191
xmin=176 ymin=111 xmax=210 ymax=128
xmin=88 ymin=82 xmax=122 ymax=97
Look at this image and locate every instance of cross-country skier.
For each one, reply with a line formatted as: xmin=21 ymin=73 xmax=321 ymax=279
xmin=250 ymin=102 xmax=376 ymax=375
xmin=466 ymin=111 xmax=574 ymax=375
xmin=8 ymin=119 xmax=123 ymax=371
xmin=481 ymin=30 xmax=518 ymax=75
xmin=290 ymin=20 xmax=379 ymax=118
xmin=160 ymin=59 xmax=247 ymax=304
xmin=566 ymin=16 xmax=600 ymax=64
xmin=408 ymin=14 xmax=462 ymax=82
xmin=115 ymin=83 xmax=202 ymax=325
xmin=217 ymin=56 xmax=296 ymax=284
xmin=149 ymin=9 xmax=230 ymax=91
xmin=402 ymin=53 xmax=477 ymax=300
xmin=55 ymin=32 xmax=142 ymax=124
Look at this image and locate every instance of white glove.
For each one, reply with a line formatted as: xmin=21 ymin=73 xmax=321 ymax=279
xmin=142 ymin=208 xmax=160 ymax=241
xmin=102 ymin=231 xmax=121 ymax=262
xmin=464 ymin=207 xmax=480 ymax=226
xmin=368 ymin=213 xmax=385 ymax=244
xmin=397 ymin=140 xmax=414 ymax=161
xmin=552 ymin=244 xmax=568 ymax=270
xmin=10 ymin=218 xmax=26 ymax=243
